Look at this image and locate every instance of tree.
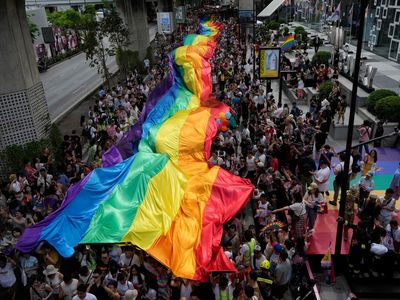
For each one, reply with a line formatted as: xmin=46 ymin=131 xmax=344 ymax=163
xmin=81 ymin=6 xmax=128 ymax=89
xmin=27 ymin=13 xmax=39 ymax=43
xmin=375 ymin=96 xmax=400 ymax=123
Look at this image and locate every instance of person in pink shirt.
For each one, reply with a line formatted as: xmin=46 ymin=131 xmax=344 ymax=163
xmin=358 ymin=120 xmax=372 ymax=155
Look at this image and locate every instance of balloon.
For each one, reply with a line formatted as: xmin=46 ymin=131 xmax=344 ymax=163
xmin=225 ymin=112 xmax=231 ymax=120
xmin=221 ymin=118 xmax=228 ymax=126
xmin=216 ymin=118 xmax=221 ymax=125
xmin=221 ymin=126 xmax=228 ymax=132
xmin=219 ymin=112 xmax=225 ymax=118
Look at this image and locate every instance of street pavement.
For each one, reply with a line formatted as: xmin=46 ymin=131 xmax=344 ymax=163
xmin=42 ymin=23 xmax=157 ymax=123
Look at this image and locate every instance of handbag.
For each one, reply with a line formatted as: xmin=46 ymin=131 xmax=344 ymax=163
xmin=20 ymin=267 xmax=28 ymax=287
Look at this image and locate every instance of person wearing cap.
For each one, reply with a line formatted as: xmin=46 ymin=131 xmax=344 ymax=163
xmin=43 ymin=264 xmax=63 ymax=298
xmin=303 ymin=183 xmax=324 ymax=236
xmin=358 ymin=171 xmax=375 ymax=210
xmin=251 ymin=245 xmax=267 ymax=271
xmin=256 ymin=259 xmax=273 ymax=300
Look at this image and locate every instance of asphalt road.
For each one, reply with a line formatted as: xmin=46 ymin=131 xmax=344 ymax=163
xmin=42 ymin=24 xmax=158 ymax=122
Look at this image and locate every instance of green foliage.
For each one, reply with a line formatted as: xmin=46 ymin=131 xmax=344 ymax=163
xmin=0 ymin=124 xmax=63 ymax=174
xmin=277 ymin=19 xmax=287 ymax=24
xmin=27 ymin=14 xmax=39 ymax=43
xmin=312 ymin=51 xmax=331 ymax=65
xmin=116 ymin=48 xmax=145 ymax=75
xmin=367 ymin=89 xmax=397 ymax=114
xmin=375 ymin=96 xmax=400 ymax=123
xmin=283 ymin=27 xmax=289 ymax=36
xmin=318 ymin=81 xmax=333 ymax=100
xmin=47 ymin=9 xmax=83 ymax=30
xmin=266 ymin=21 xmax=280 ymax=30
xmin=294 ymin=26 xmax=308 ymax=42
xmin=80 ymin=6 xmax=128 ymax=89
xmin=294 ymin=26 xmax=305 ymax=34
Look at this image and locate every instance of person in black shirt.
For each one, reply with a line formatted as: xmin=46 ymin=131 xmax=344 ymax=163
xmin=297 ymin=149 xmax=317 ymax=194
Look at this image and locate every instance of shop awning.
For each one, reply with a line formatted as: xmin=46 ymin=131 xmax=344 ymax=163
xmin=258 ymin=0 xmax=285 ymax=18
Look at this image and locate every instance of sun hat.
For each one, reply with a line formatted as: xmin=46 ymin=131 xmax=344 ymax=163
xmin=254 ymin=245 xmax=262 ymax=252
xmin=125 ymin=289 xmax=138 ymax=300
xmin=308 ymin=182 xmax=318 ymax=190
xmin=43 ymin=264 xmax=58 ymax=276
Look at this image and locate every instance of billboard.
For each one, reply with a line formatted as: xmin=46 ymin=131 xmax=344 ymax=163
xmin=259 ymin=47 xmax=281 ymax=79
xmin=157 ymin=12 xmax=175 ymax=34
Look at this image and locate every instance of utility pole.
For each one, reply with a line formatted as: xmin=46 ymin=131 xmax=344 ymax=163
xmin=335 ymin=0 xmax=368 ymax=258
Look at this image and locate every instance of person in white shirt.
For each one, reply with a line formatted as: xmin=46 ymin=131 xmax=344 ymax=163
xmin=251 ymin=245 xmax=267 ymax=271
xmin=60 ymin=273 xmax=79 ymax=300
xmin=312 ymin=161 xmax=330 ymax=197
xmin=379 ymin=188 xmax=397 ymax=227
xmin=330 ymin=152 xmax=353 ymax=206
xmin=209 ymin=152 xmax=224 ymax=166
xmin=37 ymin=168 xmax=53 ymax=195
xmin=0 ymin=256 xmax=16 ymax=299
xmin=73 ymin=284 xmax=97 ymax=300
xmin=358 ymin=171 xmax=375 ymax=209
xmin=303 ymin=183 xmax=324 ymax=235
xmin=119 ymin=247 xmax=141 ymax=269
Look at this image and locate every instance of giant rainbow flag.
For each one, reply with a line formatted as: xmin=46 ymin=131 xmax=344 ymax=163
xmin=17 ymin=19 xmax=253 ymax=281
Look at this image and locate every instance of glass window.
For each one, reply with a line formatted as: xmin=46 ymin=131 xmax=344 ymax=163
xmin=389 ymin=40 xmax=399 ymax=60
xmin=389 ymin=24 xmax=395 ymax=37
xmin=377 ymin=19 xmax=382 ymax=30
xmin=383 ymin=8 xmax=388 ymax=19
xmin=375 ymin=7 xmax=381 ymax=18
xmin=394 ymin=24 xmax=400 ymax=39
xmin=395 ymin=10 xmax=400 ymax=23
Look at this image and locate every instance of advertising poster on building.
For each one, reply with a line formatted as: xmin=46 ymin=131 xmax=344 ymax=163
xmin=259 ymin=47 xmax=281 ymax=79
xmin=157 ymin=12 xmax=174 ymax=34
xmin=176 ymin=6 xmax=186 ymax=24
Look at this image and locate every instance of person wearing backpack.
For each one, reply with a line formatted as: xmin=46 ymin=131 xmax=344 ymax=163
xmin=330 ymin=152 xmax=353 ymax=206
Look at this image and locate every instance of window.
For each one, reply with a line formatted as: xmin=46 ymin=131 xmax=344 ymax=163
xmin=389 ymin=40 xmax=399 ymax=60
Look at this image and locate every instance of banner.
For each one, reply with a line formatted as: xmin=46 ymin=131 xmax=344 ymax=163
xmin=259 ymin=47 xmax=281 ymax=79
xmin=157 ymin=12 xmax=174 ymax=34
xmin=176 ymin=6 xmax=186 ymax=24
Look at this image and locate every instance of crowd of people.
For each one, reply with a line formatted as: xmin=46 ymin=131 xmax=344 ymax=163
xmin=1 ymin=11 xmax=400 ymax=300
